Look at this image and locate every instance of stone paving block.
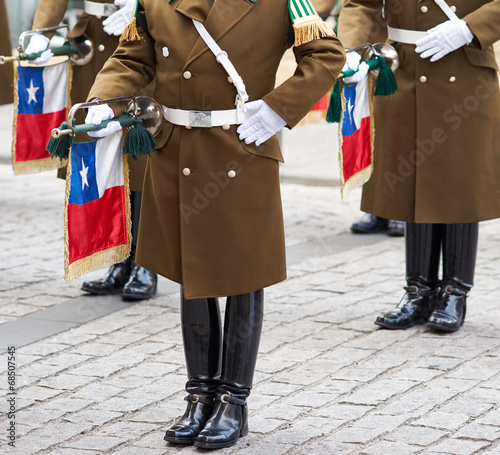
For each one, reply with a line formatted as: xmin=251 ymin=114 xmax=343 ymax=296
xmin=109 ymin=447 xmax=170 ymax=455
xmin=263 ymin=425 xmax=324 ymax=446
xmin=71 ymin=382 xmax=124 ymax=401
xmin=17 ymin=385 xmax=64 ymax=402
xmin=15 ymin=406 xmax=67 ymax=426
xmin=412 ymin=411 xmax=471 ymax=431
xmin=67 ymin=342 xmax=122 ymax=357
xmin=355 ymin=413 xmax=411 ymax=432
xmin=384 ymin=425 xmax=447 ymax=446
xmin=462 ymin=387 xmax=500 ymax=405
xmin=258 ymin=403 xmax=308 ymax=422
xmin=255 ymin=357 xmax=298 ymax=375
xmin=341 ymin=379 xmax=416 ymax=405
xmin=476 ymin=409 xmax=500 ymax=425
xmin=126 ymin=361 xmax=179 ymax=378
xmin=228 ymin=440 xmax=293 ymax=455
xmin=387 ymin=366 xmax=444 ymax=383
xmin=22 ymin=421 xmax=91 ymax=449
xmin=330 ymin=425 xmax=388 ymax=444
xmin=63 ymin=435 xmax=128 ymax=451
xmin=294 ymin=439 xmax=359 ymax=455
xmin=43 ymin=397 xmax=95 ymax=413
xmin=248 ymin=417 xmax=286 ymax=434
xmin=438 ymin=399 xmax=493 ymax=417
xmin=454 ymin=422 xmax=500 ymax=441
xmin=128 ymin=406 xmax=177 ymax=425
xmin=427 ymin=438 xmax=490 ymax=454
xmin=43 ymin=449 xmax=101 ymax=455
xmin=312 ymin=403 xmax=374 ymax=420
xmin=64 ymin=409 xmax=123 ymax=426
xmin=255 ymin=381 xmax=303 ymax=397
xmin=100 ymin=421 xmax=159 ymax=438
xmin=360 ymin=440 xmax=420 ymax=455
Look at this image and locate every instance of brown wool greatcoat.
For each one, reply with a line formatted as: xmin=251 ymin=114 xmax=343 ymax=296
xmin=88 ymin=0 xmax=345 ymax=299
xmin=338 ymin=0 xmax=500 ymax=223
xmin=32 ymin=0 xmax=148 ymax=189
xmin=0 ymin=0 xmax=13 ymax=105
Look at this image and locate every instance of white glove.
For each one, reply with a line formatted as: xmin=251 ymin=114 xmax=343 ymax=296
xmin=237 ymin=100 xmax=286 ymax=146
xmin=342 ymin=51 xmax=362 ymax=73
xmin=85 ymin=104 xmax=122 ymax=138
xmin=25 ymin=33 xmax=53 ymax=65
xmin=343 ymin=61 xmax=370 ymax=84
xmin=103 ymin=0 xmax=136 ymax=36
xmin=415 ymin=19 xmax=474 ymax=62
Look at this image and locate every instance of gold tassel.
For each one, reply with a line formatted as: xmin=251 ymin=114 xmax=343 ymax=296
xmin=120 ymin=17 xmax=141 ymax=43
xmin=293 ymin=17 xmax=335 ymax=47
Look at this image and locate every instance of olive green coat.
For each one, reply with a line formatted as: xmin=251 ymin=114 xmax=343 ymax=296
xmin=89 ymin=0 xmax=345 ymax=298
xmin=0 ymin=0 xmax=13 ymax=105
xmin=338 ymin=0 xmax=500 ymax=223
xmin=32 ymin=0 xmax=148 ymax=189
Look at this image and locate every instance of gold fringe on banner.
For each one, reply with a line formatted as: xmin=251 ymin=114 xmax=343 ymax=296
xmin=64 ymin=148 xmax=131 ymax=282
xmin=338 ymin=75 xmax=375 ymax=200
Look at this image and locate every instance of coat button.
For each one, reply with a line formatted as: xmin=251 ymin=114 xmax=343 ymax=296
xmin=183 ymin=71 xmax=192 ymax=79
xmin=222 ymin=124 xmax=230 ymax=130
xmin=450 ymin=5 xmax=456 ymax=12
xmin=228 ymin=170 xmax=236 ymax=178
xmin=182 ymin=168 xmax=191 ymax=176
xmin=98 ymin=44 xmax=105 ymax=52
xmin=420 ymin=5 xmax=428 ymax=12
xmin=185 ymin=125 xmax=192 ymax=130
xmin=162 ymin=47 xmax=169 ymax=57
xmin=449 ymin=76 xmax=456 ymax=83
xmin=227 ymin=76 xmax=233 ymax=83
xmin=419 ymin=75 xmax=427 ymax=83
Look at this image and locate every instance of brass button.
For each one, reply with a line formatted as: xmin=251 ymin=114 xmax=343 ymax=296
xmin=228 ymin=170 xmax=236 ymax=178
xmin=449 ymin=76 xmax=456 ymax=83
xmin=222 ymin=124 xmax=230 ymax=131
xmin=182 ymin=168 xmax=191 ymax=176
xmin=420 ymin=5 xmax=428 ymax=13
xmin=419 ymin=75 xmax=427 ymax=83
xmin=98 ymin=44 xmax=105 ymax=52
xmin=183 ymin=71 xmax=192 ymax=79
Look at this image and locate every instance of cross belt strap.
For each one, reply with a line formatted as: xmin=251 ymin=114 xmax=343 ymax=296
xmin=192 ymin=19 xmax=249 ymax=122
xmin=163 ymin=106 xmax=253 ymax=128
xmin=84 ymin=1 xmax=117 ymax=17
xmin=387 ymin=26 xmax=427 ymax=44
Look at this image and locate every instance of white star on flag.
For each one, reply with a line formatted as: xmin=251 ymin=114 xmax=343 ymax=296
xmin=26 ymin=79 xmax=40 ymax=104
xmin=80 ymin=158 xmax=89 ymax=191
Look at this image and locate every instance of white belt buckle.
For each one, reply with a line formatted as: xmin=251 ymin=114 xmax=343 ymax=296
xmin=103 ymin=4 xmax=118 ymax=15
xmin=189 ymin=111 xmax=212 ymax=128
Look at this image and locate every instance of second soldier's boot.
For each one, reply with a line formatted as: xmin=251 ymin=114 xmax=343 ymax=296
xmin=164 ymin=291 xmax=222 ymax=444
xmin=121 ymin=191 xmax=158 ymax=301
xmin=427 ymin=223 xmax=478 ymax=332
xmin=195 ymin=290 xmax=264 ymax=449
xmin=375 ymin=223 xmax=442 ymax=329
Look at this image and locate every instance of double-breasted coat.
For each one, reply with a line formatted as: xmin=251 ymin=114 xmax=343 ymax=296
xmin=338 ymin=0 xmax=500 ymax=223
xmin=88 ymin=0 xmax=345 ymax=299
xmin=32 ymin=0 xmax=148 ymax=189
xmin=0 ymin=0 xmax=13 ymax=105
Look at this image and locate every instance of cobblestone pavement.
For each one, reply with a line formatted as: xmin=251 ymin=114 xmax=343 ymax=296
xmin=2 ymin=111 xmax=500 ymax=455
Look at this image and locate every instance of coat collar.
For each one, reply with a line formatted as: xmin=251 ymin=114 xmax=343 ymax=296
xmin=175 ymin=0 xmax=256 ymax=66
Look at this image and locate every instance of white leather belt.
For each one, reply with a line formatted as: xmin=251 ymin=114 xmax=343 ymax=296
xmin=84 ymin=1 xmax=117 ymax=17
xmin=163 ymin=106 xmax=252 ymax=128
xmin=387 ymin=26 xmax=427 ymax=44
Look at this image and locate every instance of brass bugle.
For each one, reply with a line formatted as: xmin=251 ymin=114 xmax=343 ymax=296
xmin=0 ymin=25 xmax=94 ymax=66
xmin=51 ymin=115 xmax=136 ymax=138
xmin=340 ymin=43 xmax=399 ymax=78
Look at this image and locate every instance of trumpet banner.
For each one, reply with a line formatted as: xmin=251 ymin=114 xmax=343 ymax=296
xmin=338 ymin=75 xmax=374 ymax=199
xmin=64 ymin=131 xmax=131 ymax=282
xmin=12 ymin=59 xmax=70 ymax=175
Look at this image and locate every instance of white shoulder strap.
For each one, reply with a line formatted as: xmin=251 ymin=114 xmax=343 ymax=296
xmin=192 ymin=19 xmax=249 ymax=115
xmin=434 ymin=0 xmax=459 ymax=20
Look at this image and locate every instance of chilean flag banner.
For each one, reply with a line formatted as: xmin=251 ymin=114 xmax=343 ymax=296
xmin=339 ymin=76 xmax=374 ymax=198
xmin=12 ymin=60 xmax=70 ymax=174
xmin=64 ymin=131 xmax=131 ymax=281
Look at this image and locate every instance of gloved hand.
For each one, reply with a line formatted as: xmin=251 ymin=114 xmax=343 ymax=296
xmin=237 ymin=100 xmax=286 ymax=146
xmin=103 ymin=0 xmax=136 ymax=36
xmin=25 ymin=33 xmax=53 ymax=65
xmin=85 ymin=104 xmax=122 ymax=138
xmin=342 ymin=51 xmax=369 ymax=84
xmin=415 ymin=19 xmax=474 ymax=62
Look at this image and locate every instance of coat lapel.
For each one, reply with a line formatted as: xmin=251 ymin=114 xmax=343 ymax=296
xmin=176 ymin=0 xmax=255 ymax=67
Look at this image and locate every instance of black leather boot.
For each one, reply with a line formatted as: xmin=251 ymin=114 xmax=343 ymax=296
xmin=375 ymin=223 xmax=442 ymax=329
xmin=164 ymin=291 xmax=222 ymax=444
xmin=427 ymin=223 xmax=478 ymax=332
xmin=121 ymin=191 xmax=158 ymax=301
xmin=81 ymin=258 xmax=132 ymax=295
xmin=195 ymin=290 xmax=264 ymax=449
xmin=351 ymin=214 xmax=389 ymax=234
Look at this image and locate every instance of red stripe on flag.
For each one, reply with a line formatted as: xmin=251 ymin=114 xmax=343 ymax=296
xmin=311 ymin=93 xmax=329 ymax=111
xmin=67 ymin=185 xmax=127 ymax=264
xmin=15 ymin=109 xmax=67 ymax=162
xmin=342 ymin=117 xmax=371 ymax=182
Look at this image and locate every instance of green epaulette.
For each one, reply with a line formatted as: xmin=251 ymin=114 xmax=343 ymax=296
xmin=289 ymin=0 xmax=335 ymax=46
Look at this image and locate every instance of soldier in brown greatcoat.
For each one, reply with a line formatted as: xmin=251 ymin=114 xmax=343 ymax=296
xmin=27 ymin=0 xmax=157 ymax=300
xmin=0 ymin=0 xmax=13 ymax=105
xmin=338 ymin=0 xmax=500 ymax=332
xmin=86 ymin=0 xmax=345 ymax=447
